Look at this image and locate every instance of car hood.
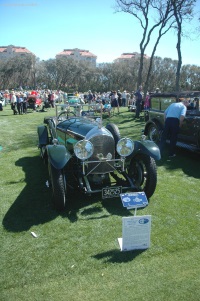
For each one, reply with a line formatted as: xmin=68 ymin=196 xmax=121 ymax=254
xmin=56 ymin=117 xmax=100 ymax=138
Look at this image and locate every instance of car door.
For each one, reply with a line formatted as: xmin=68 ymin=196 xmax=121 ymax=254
xmin=179 ymin=112 xmax=200 ymax=145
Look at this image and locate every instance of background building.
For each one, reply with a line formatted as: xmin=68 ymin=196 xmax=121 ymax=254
xmin=114 ymin=52 xmax=149 ymax=63
xmin=56 ymin=48 xmax=97 ymax=66
xmin=0 ymin=45 xmax=35 ymax=60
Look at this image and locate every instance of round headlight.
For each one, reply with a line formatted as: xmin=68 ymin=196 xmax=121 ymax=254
xmin=74 ymin=140 xmax=94 ymax=160
xmin=117 ymin=138 xmax=134 ymax=157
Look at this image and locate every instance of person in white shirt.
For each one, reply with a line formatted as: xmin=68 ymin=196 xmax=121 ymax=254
xmin=10 ymin=91 xmax=17 ymax=115
xmin=160 ymin=99 xmax=189 ymax=158
xmin=121 ymin=90 xmax=127 ymax=107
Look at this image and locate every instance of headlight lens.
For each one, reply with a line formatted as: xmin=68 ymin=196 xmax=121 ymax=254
xmin=117 ymin=138 xmax=134 ymax=157
xmin=74 ymin=140 xmax=94 ymax=160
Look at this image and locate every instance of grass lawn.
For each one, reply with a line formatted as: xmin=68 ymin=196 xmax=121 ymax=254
xmin=0 ymin=105 xmax=200 ymax=301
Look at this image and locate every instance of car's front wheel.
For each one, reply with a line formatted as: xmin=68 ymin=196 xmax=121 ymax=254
xmin=49 ymin=163 xmax=66 ymax=211
xmin=147 ymin=123 xmax=162 ymax=144
xmin=128 ymin=154 xmax=157 ymax=199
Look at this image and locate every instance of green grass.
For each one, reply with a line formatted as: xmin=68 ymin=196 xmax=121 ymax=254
xmin=0 ymin=106 xmax=200 ymax=301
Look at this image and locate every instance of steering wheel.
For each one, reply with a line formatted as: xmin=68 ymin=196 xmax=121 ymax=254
xmin=57 ymin=110 xmax=76 ymax=121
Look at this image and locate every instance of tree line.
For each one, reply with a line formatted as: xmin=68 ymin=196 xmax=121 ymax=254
xmin=1 ymin=1 xmax=199 ymax=93
xmin=0 ymin=55 xmax=199 ymax=93
xmin=115 ymin=0 xmax=199 ymax=96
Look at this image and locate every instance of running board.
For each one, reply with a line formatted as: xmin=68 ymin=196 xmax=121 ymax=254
xmin=166 ymin=139 xmax=200 ymax=154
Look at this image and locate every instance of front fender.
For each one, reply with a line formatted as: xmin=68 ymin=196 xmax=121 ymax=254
xmin=38 ymin=125 xmax=49 ymax=146
xmin=47 ymin=144 xmax=71 ymax=169
xmin=132 ymin=140 xmax=161 ymax=160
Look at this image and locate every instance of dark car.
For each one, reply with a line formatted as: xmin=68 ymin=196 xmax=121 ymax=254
xmin=38 ymin=104 xmax=160 ymax=211
xmin=143 ymin=91 xmax=200 ymax=153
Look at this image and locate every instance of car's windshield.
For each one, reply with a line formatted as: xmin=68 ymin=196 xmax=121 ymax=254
xmin=150 ymin=96 xmax=176 ymax=111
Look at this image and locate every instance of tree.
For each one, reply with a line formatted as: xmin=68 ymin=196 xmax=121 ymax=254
xmin=170 ymin=0 xmax=196 ymax=91
xmin=0 ymin=55 xmax=34 ymax=89
xmin=1 ymin=53 xmax=199 ymax=92
xmin=115 ymin=0 xmax=176 ymax=94
xmin=150 ymin=56 xmax=177 ymax=91
xmin=180 ymin=64 xmax=200 ymax=90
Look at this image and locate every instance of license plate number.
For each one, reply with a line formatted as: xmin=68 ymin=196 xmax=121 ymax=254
xmin=102 ymin=186 xmax=122 ymax=199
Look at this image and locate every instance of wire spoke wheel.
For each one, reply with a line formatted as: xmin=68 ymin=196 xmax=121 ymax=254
xmin=128 ymin=154 xmax=157 ymax=199
xmin=147 ymin=124 xmax=162 ymax=144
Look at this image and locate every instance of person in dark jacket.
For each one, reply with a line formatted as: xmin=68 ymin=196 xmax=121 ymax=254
xmin=135 ymin=85 xmax=143 ymax=118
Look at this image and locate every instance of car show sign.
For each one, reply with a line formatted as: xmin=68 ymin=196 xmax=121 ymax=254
xmin=118 ymin=215 xmax=151 ymax=251
xmin=118 ymin=192 xmax=151 ymax=251
xmin=120 ymin=192 xmax=148 ymax=209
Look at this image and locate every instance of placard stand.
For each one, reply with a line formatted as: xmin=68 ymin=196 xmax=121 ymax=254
xmin=118 ymin=192 xmax=151 ymax=251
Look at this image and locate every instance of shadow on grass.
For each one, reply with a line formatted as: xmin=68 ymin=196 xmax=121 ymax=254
xmin=2 ymin=156 xmax=58 ymax=233
xmin=2 ymin=155 xmax=134 ymax=232
xmin=92 ymin=248 xmax=146 ymax=263
xmin=60 ymin=192 xmax=133 ymax=223
xmin=158 ymin=147 xmax=200 ymax=179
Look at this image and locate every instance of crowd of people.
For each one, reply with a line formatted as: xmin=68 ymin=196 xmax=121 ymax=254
xmin=0 ymin=87 xmax=149 ymax=118
xmin=82 ymin=87 xmax=150 ymax=118
xmin=1 ymin=86 xmax=192 ymax=158
xmin=0 ymin=89 xmax=66 ymax=115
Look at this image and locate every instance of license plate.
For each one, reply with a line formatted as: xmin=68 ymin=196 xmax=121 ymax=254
xmin=102 ymin=186 xmax=122 ymax=199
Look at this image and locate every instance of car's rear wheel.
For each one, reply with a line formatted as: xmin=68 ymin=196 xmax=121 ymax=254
xmin=128 ymin=154 xmax=157 ymax=199
xmin=147 ymin=123 xmax=162 ymax=144
xmin=49 ymin=163 xmax=66 ymax=211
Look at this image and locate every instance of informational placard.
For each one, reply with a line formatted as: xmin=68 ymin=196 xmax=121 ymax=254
xmin=120 ymin=192 xmax=148 ymax=209
xmin=118 ymin=215 xmax=151 ymax=251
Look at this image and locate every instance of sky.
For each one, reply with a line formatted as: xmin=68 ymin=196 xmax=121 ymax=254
xmin=0 ymin=0 xmax=200 ymax=66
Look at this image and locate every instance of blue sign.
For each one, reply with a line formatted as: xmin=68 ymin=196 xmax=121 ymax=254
xmin=120 ymin=192 xmax=148 ymax=209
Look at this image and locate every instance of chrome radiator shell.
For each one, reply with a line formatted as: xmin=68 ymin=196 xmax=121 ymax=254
xmin=85 ymin=128 xmax=115 ymax=174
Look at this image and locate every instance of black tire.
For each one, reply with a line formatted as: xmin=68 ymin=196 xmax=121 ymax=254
xmin=38 ymin=126 xmax=49 ymax=164
xmin=128 ymin=154 xmax=157 ymax=199
xmin=106 ymin=123 xmax=121 ymax=145
xmin=49 ymin=163 xmax=66 ymax=211
xmin=147 ymin=123 xmax=162 ymax=145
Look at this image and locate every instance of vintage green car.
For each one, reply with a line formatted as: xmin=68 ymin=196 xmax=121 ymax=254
xmin=65 ymin=94 xmax=84 ymax=105
xmin=38 ymin=103 xmax=160 ymax=211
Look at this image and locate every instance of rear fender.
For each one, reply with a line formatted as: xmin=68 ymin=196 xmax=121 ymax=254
xmin=132 ymin=140 xmax=161 ymax=160
xmin=144 ymin=120 xmax=163 ymax=135
xmin=38 ymin=125 xmax=49 ymax=146
xmin=47 ymin=144 xmax=71 ymax=169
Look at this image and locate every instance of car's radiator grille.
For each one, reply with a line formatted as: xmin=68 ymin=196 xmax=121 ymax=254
xmin=87 ymin=135 xmax=115 ymax=174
